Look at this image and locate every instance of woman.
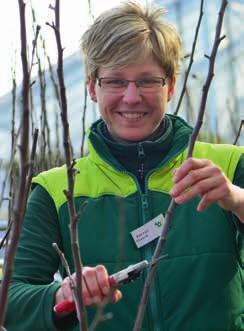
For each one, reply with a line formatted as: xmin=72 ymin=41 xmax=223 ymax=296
xmin=6 ymin=1 xmax=244 ymax=330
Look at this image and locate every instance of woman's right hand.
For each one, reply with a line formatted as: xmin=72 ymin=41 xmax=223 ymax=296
xmin=55 ymin=265 xmax=122 ymax=317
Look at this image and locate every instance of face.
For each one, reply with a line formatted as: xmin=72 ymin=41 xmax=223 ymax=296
xmin=88 ymin=56 xmax=176 ymax=142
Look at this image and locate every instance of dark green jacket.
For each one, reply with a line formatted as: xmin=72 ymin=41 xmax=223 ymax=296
xmin=6 ymin=115 xmax=244 ymax=331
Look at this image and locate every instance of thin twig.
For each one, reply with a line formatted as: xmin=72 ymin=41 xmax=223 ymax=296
xmin=53 ymin=243 xmax=71 ymax=276
xmin=52 ymin=243 xmax=75 ymax=289
xmin=87 ymin=0 xmax=95 ymax=21
xmin=0 ymin=122 xmax=21 ymax=212
xmin=31 ymin=7 xmax=53 ymax=168
xmin=54 ymin=111 xmax=61 ymax=166
xmin=81 ymin=83 xmax=87 ymax=156
xmin=174 ymin=0 xmax=204 ymax=115
xmin=25 ymin=129 xmax=39 ymax=198
xmin=37 ymin=55 xmax=51 ymax=170
xmin=8 ymin=67 xmax=17 ymax=244
xmin=0 ymin=222 xmax=13 ymax=251
xmin=29 ymin=24 xmax=41 ymax=75
xmin=133 ymin=1 xmax=228 ymax=330
xmin=43 ymin=38 xmax=61 ymax=109
xmin=89 ymin=307 xmax=113 ymax=331
xmin=233 ymin=120 xmax=244 ymax=145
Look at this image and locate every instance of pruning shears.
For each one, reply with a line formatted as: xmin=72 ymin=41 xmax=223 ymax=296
xmin=54 ymin=259 xmax=150 ymax=313
xmin=54 ymin=255 xmax=167 ymax=313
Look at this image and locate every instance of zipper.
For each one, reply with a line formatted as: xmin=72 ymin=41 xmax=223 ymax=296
xmin=138 ymin=142 xmax=145 ymax=182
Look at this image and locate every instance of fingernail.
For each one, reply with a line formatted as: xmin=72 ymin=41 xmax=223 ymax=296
xmin=115 ymin=290 xmax=122 ymax=302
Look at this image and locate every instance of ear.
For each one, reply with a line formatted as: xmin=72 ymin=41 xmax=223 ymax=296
xmin=87 ymin=78 xmax=97 ymax=102
xmin=167 ymin=75 xmax=176 ymax=102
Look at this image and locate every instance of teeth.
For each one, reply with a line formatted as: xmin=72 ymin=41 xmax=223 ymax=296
xmin=120 ymin=113 xmax=145 ymax=119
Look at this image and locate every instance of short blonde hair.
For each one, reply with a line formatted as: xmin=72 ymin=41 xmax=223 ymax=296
xmin=81 ymin=1 xmax=182 ymax=82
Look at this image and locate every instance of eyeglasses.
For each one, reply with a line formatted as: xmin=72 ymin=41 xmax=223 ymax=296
xmin=97 ymin=77 xmax=166 ymax=93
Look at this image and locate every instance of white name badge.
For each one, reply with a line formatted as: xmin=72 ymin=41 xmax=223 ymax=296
xmin=130 ymin=214 xmax=165 ymax=248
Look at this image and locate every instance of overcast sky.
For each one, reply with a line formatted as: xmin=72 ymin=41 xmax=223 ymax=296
xmin=0 ymin=0 xmax=130 ymax=97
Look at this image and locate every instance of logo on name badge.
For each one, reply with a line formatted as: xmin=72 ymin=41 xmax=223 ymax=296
xmin=130 ymin=214 xmax=165 ymax=248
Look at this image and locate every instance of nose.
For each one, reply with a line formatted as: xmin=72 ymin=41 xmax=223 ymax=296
xmin=122 ymin=82 xmax=142 ymax=105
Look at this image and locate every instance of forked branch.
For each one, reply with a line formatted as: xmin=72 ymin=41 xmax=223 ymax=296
xmin=48 ymin=1 xmax=87 ymax=330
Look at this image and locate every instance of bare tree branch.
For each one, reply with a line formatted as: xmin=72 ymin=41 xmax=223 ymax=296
xmin=133 ymin=1 xmax=228 ymax=330
xmin=42 ymin=38 xmax=61 ymax=109
xmin=48 ymin=1 xmax=88 ymax=329
xmin=0 ymin=222 xmax=13 ymax=251
xmin=54 ymin=111 xmax=61 ymax=166
xmin=29 ymin=24 xmax=41 ymax=75
xmin=81 ymin=83 xmax=87 ymax=157
xmin=89 ymin=306 xmax=112 ymax=331
xmin=52 ymin=243 xmax=75 ymax=289
xmin=87 ymin=0 xmax=95 ymax=21
xmin=31 ymin=6 xmax=54 ymax=169
xmin=25 ymin=129 xmax=39 ymax=197
xmin=174 ymin=0 xmax=204 ymax=115
xmin=233 ymin=120 xmax=244 ymax=145
xmin=0 ymin=0 xmax=31 ymax=327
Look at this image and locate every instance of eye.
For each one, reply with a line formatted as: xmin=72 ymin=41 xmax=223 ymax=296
xmin=138 ymin=78 xmax=161 ymax=87
xmin=103 ymin=78 xmax=126 ymax=87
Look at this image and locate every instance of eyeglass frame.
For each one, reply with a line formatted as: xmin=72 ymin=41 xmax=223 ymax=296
xmin=96 ymin=76 xmax=167 ymax=93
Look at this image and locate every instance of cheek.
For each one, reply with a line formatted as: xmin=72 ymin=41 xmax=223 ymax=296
xmin=97 ymin=94 xmax=119 ymax=110
xmin=97 ymin=97 xmax=120 ymax=122
xmin=157 ymin=92 xmax=167 ymax=103
xmin=148 ymin=94 xmax=165 ymax=111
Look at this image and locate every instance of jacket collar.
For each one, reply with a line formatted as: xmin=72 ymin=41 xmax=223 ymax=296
xmin=88 ymin=114 xmax=193 ymax=172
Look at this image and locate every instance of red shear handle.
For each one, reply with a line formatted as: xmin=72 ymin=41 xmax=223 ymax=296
xmin=54 ymin=300 xmax=75 ymax=313
xmin=54 ymin=277 xmax=115 ymax=313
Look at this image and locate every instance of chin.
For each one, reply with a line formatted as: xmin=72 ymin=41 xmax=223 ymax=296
xmin=110 ymin=127 xmax=149 ymax=142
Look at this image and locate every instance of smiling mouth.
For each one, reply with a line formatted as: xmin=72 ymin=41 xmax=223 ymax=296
xmin=118 ymin=112 xmax=147 ymax=119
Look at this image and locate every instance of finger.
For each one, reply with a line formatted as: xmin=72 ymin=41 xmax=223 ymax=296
xmin=111 ymin=289 xmax=123 ymax=303
xmin=63 ymin=272 xmax=94 ymax=306
xmin=62 ymin=276 xmax=74 ymax=302
xmin=173 ymin=158 xmax=211 ymax=183
xmin=83 ymin=267 xmax=104 ymax=304
xmin=82 ymin=270 xmax=94 ymax=305
xmin=171 ymin=165 xmax=218 ymax=197
xmin=197 ymin=184 xmax=232 ymax=211
xmin=95 ymin=265 xmax=110 ymax=296
xmin=55 ymin=286 xmax=65 ymax=305
xmin=173 ymin=177 xmax=219 ymax=205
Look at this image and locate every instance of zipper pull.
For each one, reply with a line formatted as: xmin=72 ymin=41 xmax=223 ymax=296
xmin=138 ymin=143 xmax=145 ymax=180
xmin=138 ymin=142 xmax=145 ymax=158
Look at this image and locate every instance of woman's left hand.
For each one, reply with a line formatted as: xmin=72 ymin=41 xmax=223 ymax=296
xmin=170 ymin=157 xmax=244 ymax=222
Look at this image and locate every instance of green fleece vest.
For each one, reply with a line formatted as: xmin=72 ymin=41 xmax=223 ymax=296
xmin=32 ymin=139 xmax=244 ymax=331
